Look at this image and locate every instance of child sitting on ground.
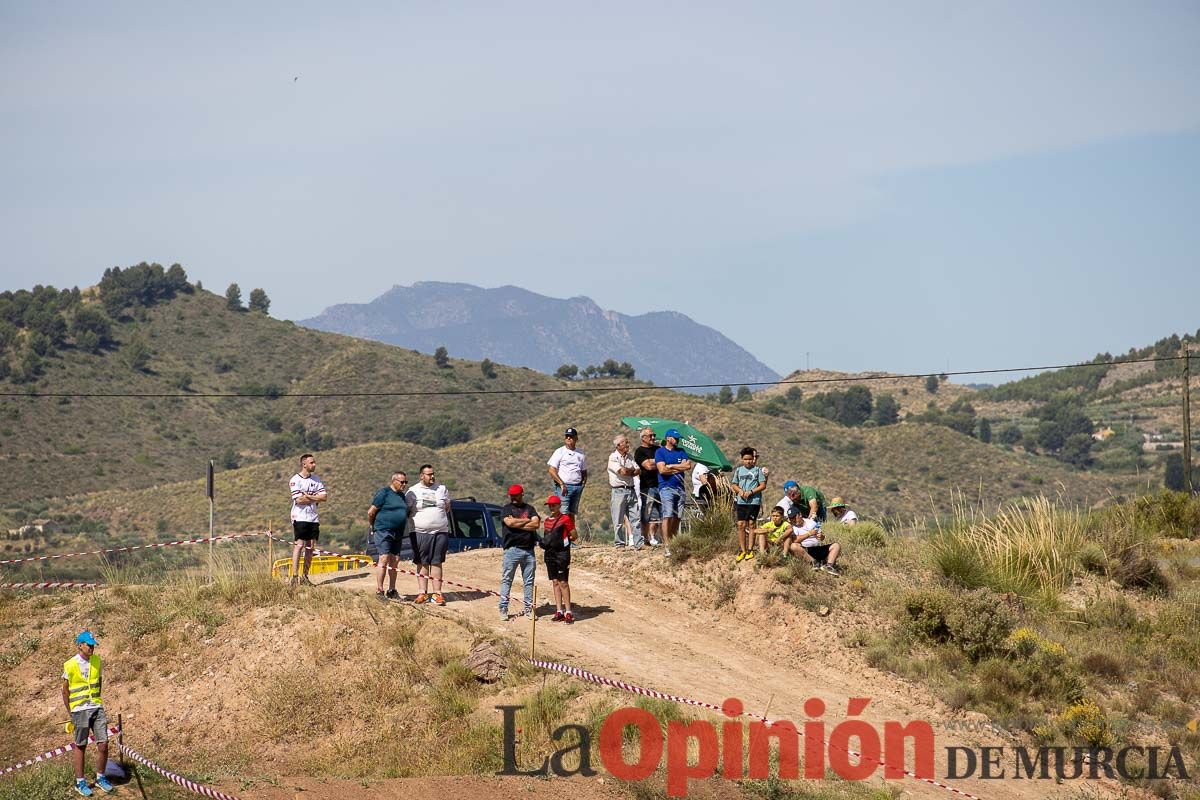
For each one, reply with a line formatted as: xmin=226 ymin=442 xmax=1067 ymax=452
xmin=753 ymin=506 xmax=792 ymax=556
xmin=540 ymin=495 xmax=578 ymax=623
xmin=782 ymin=507 xmax=841 ymax=575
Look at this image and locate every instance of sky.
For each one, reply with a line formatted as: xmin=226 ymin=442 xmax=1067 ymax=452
xmin=2 ymin=2 xmax=1198 ymax=382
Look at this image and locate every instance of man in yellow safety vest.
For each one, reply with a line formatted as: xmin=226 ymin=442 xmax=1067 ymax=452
xmin=62 ymin=631 xmax=114 ymax=796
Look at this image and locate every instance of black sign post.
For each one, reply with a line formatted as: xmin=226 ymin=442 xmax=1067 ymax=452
xmin=207 ymin=460 xmax=215 ymax=582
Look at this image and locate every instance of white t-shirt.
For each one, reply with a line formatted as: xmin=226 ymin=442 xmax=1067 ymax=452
xmin=548 ymin=446 xmax=587 ymax=485
xmin=691 ymin=463 xmax=711 ymax=497
xmin=407 ymin=482 xmax=450 ymax=533
xmin=289 ymin=473 xmax=326 ymax=523
xmin=838 ymin=509 xmax=859 ymax=524
xmin=794 ymin=518 xmax=822 ymax=548
xmin=775 ymin=495 xmax=798 ymax=517
xmin=607 ymin=450 xmax=637 ymax=488
xmin=62 ymin=654 xmax=101 ymax=711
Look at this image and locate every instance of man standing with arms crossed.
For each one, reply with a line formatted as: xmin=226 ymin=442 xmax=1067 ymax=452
xmin=498 ymin=484 xmax=540 ymax=620
xmin=407 ymin=464 xmax=451 ymax=605
xmin=547 ymin=427 xmax=588 ymax=518
xmin=634 ymin=427 xmax=662 ymax=547
xmin=289 ymin=453 xmax=327 ymax=585
xmin=655 ymin=429 xmax=693 ymax=558
xmin=62 ymin=631 xmax=114 ymax=797
xmin=608 ymin=433 xmax=642 ymax=549
xmin=368 ymin=471 xmax=412 ymax=600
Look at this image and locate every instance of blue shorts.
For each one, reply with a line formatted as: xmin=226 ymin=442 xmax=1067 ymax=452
xmin=557 ymin=483 xmax=585 ymax=515
xmin=658 ymin=486 xmax=685 ymax=519
xmin=374 ymin=529 xmax=404 ymax=556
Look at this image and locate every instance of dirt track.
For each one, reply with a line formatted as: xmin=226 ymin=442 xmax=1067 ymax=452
xmin=311 ymin=546 xmax=1129 ymax=800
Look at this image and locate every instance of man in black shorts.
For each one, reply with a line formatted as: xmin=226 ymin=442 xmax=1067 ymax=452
xmin=288 ymin=453 xmax=327 ymax=585
xmin=406 ymin=464 xmax=451 ymax=605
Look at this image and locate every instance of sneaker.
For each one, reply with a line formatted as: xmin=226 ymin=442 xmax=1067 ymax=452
xmin=94 ymin=775 xmax=114 ymax=794
xmin=735 ymin=551 xmax=746 ymax=563
xmin=385 ymin=589 xmax=400 ymax=600
xmin=289 ymin=575 xmax=299 ymax=586
xmin=552 ymin=610 xmax=565 ymax=622
xmin=414 ymin=593 xmax=429 ymax=605
xmin=563 ymin=612 xmax=575 ymax=624
xmin=76 ymin=779 xmax=93 ymax=797
xmin=663 ymin=547 xmax=671 ymax=558
xmin=811 ymin=561 xmax=824 ymax=572
xmin=649 ymin=537 xmax=660 ymax=547
xmin=744 ymin=551 xmax=755 ymax=561
xmin=821 ymin=563 xmax=842 ymax=577
xmin=376 ymin=590 xmax=388 ymax=601
xmin=499 ymin=609 xmax=509 ymax=621
xmin=432 ymin=593 xmax=446 ymax=606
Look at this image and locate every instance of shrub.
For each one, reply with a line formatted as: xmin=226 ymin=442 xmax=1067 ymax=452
xmin=1058 ymin=699 xmax=1113 ymax=749
xmin=836 ymin=521 xmax=887 ymax=549
xmin=903 ymin=586 xmax=1015 ymax=662
xmin=434 ymin=346 xmax=450 ymax=368
xmin=479 ymin=358 xmax=497 ymax=379
xmin=1112 ymin=554 xmax=1169 ymax=595
xmin=670 ymin=493 xmax=736 ymax=564
xmin=1079 ymin=651 xmax=1125 ymax=680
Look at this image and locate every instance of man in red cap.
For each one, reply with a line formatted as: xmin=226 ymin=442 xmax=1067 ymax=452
xmin=540 ymin=495 xmax=577 ymax=623
xmin=498 ymin=484 xmax=540 ymax=620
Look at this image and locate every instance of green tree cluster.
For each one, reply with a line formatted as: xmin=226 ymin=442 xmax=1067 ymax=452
xmin=480 ymin=358 xmax=497 ymax=379
xmin=99 ymin=262 xmax=190 ymax=316
xmin=555 ymin=364 xmax=579 ymax=380
xmin=580 ymin=359 xmax=636 ymax=379
xmin=247 ymin=288 xmax=271 ymax=314
xmin=803 ymin=385 xmax=874 ymax=427
xmin=268 ymin=421 xmax=336 ymax=460
xmin=1029 ymin=395 xmax=1095 ymax=467
xmin=394 ymin=416 xmax=471 ymax=448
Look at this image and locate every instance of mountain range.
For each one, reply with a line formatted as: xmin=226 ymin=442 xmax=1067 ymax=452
xmin=300 ymin=282 xmax=780 ymax=390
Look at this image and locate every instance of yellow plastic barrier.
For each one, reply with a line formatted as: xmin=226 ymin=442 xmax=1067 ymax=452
xmin=271 ymin=554 xmax=374 ymax=578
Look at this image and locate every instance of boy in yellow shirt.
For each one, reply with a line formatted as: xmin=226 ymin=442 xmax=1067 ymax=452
xmin=753 ymin=506 xmax=792 ymax=556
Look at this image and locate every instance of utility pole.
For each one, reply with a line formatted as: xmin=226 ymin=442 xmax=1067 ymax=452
xmin=1185 ymin=346 xmax=1195 ymax=495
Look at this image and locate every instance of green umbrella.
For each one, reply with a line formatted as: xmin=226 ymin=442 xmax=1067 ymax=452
xmin=620 ymin=417 xmax=733 ymax=471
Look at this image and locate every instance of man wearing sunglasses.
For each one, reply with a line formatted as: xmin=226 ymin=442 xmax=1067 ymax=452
xmin=367 ymin=472 xmax=413 ymax=600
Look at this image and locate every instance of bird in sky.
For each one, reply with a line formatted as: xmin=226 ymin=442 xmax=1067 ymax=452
xmin=293 ymin=76 xmax=299 ymax=82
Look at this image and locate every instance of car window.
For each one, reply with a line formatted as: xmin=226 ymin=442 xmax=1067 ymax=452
xmin=453 ymin=507 xmax=489 ymax=539
xmin=490 ymin=512 xmax=503 ymax=538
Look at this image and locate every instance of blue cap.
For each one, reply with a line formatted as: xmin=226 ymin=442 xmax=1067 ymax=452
xmin=76 ymin=631 xmax=97 ymax=646
xmin=783 ymin=480 xmax=799 ymax=491
xmin=664 ymin=428 xmax=682 ymax=441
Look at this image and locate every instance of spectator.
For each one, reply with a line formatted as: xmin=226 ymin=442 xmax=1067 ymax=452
xmin=655 ymin=429 xmax=693 ymax=557
xmin=776 ymin=480 xmax=827 ymax=523
xmin=540 ymin=495 xmax=577 ymax=623
xmin=548 ymin=427 xmax=588 ymax=518
xmin=829 ymin=497 xmax=858 ymax=525
xmin=62 ymin=631 xmax=114 ymax=797
xmin=692 ymin=462 xmax=716 ymax=507
xmin=733 ymin=446 xmax=767 ymax=562
xmin=634 ymin=428 xmax=661 ymax=547
xmin=499 ymin=485 xmax=540 ymax=620
xmin=289 ymin=453 xmax=328 ymax=586
xmin=407 ymin=464 xmax=451 ymax=605
xmin=782 ymin=507 xmax=841 ymax=575
xmin=753 ymin=506 xmax=792 ymax=556
xmin=608 ymin=434 xmax=642 ymax=549
xmin=367 ymin=472 xmax=411 ymax=601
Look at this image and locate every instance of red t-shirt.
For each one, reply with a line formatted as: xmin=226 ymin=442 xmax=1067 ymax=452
xmin=543 ymin=514 xmax=575 ymax=551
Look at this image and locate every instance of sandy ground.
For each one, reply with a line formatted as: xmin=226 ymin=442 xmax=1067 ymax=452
xmin=314 ymin=545 xmax=1133 ymax=800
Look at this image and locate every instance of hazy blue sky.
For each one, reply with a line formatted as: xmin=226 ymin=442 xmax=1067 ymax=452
xmin=2 ymin=2 xmax=1198 ymax=381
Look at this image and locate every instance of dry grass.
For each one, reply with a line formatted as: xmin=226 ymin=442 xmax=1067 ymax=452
xmin=931 ymin=496 xmax=1086 ymax=604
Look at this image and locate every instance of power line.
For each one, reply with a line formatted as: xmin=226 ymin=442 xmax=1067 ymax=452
xmin=0 ymin=354 xmax=1185 ymax=400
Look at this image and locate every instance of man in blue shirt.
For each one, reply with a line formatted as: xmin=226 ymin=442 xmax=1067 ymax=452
xmin=368 ymin=472 xmax=413 ymax=600
xmin=655 ymin=429 xmax=693 ymax=557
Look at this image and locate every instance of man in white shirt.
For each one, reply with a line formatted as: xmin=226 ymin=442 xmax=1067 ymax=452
xmin=406 ymin=463 xmax=451 ymax=605
xmin=547 ymin=427 xmax=588 ymax=518
xmin=607 ymin=434 xmax=642 ymax=549
xmin=691 ymin=462 xmax=715 ymax=506
xmin=829 ymin=498 xmax=859 ymax=525
xmin=289 ymin=453 xmax=328 ymax=586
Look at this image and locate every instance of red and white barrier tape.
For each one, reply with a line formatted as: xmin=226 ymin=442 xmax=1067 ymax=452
xmin=0 ymin=532 xmax=265 ymax=566
xmin=526 ymin=659 xmax=984 ymax=800
xmin=115 ymin=742 xmax=241 ymax=800
xmin=0 ymin=581 xmax=100 ymax=590
xmin=269 ymin=534 xmax=502 ymax=597
xmin=0 ymin=725 xmax=119 ymax=777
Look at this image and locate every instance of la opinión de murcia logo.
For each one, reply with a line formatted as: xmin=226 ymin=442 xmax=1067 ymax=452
xmin=497 ymin=698 xmax=1191 ymax=798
